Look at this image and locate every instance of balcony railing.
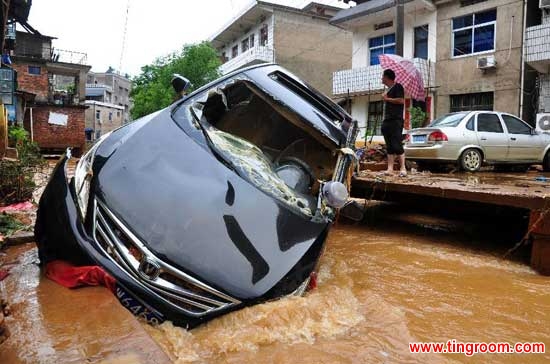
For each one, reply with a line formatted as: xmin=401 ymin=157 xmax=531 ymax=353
xmin=220 ymin=46 xmax=274 ymax=75
xmin=526 ymin=23 xmax=550 ymax=72
xmin=333 ymin=58 xmax=435 ymax=96
xmin=86 ymin=83 xmax=112 ymax=91
xmin=15 ymin=45 xmax=88 ymax=65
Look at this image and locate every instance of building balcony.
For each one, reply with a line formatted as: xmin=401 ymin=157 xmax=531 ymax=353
xmin=15 ymin=44 xmax=88 ymax=65
xmin=219 ymin=46 xmax=274 ymax=75
xmin=526 ymin=23 xmax=550 ymax=74
xmin=332 ymin=58 xmax=435 ymax=97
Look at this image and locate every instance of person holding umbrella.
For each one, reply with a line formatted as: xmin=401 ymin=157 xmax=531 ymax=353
xmin=378 ymin=54 xmax=428 ymax=177
xmin=381 ymin=68 xmax=406 ymax=177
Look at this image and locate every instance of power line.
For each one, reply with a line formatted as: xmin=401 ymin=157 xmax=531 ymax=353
xmin=118 ymin=0 xmax=131 ymax=73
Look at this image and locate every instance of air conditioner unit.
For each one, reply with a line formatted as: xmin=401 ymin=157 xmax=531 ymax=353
xmin=536 ymin=113 xmax=550 ymax=133
xmin=540 ymin=0 xmax=550 ymax=9
xmin=477 ymin=55 xmax=496 ymax=69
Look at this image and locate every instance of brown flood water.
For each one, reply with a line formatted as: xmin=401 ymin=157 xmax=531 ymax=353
xmin=145 ymin=220 xmax=550 ymax=364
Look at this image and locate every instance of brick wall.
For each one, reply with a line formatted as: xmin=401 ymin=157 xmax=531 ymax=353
xmin=12 ymin=62 xmax=49 ymax=102
xmin=273 ymin=10 xmax=352 ymax=96
xmin=24 ymin=105 xmax=86 ymax=154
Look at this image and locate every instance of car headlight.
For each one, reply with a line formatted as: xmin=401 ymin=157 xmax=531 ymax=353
xmin=74 ymin=133 xmax=111 ymax=219
xmin=322 ymin=181 xmax=349 ymax=209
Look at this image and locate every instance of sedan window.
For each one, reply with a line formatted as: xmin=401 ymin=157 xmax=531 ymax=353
xmin=477 ymin=113 xmax=503 ymax=133
xmin=502 ymin=115 xmax=532 ymax=135
xmin=466 ymin=117 xmax=475 ymax=131
xmin=430 ymin=112 xmax=469 ymax=127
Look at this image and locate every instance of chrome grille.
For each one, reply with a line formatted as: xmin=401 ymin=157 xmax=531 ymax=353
xmin=92 ymin=199 xmax=241 ymax=317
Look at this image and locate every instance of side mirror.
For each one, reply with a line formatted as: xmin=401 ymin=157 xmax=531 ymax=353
xmin=171 ymin=74 xmax=191 ymax=95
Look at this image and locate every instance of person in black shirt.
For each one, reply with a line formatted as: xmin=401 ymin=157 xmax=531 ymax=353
xmin=381 ymin=69 xmax=406 ymax=176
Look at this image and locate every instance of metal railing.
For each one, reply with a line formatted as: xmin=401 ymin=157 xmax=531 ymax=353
xmin=15 ymin=44 xmax=88 ymax=65
xmin=220 ymin=46 xmax=274 ymax=75
xmin=332 ymin=58 xmax=436 ymax=96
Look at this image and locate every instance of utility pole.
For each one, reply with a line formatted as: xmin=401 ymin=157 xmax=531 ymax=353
xmin=395 ymin=0 xmax=404 ymax=56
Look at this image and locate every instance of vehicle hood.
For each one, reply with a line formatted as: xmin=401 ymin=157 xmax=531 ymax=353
xmin=92 ymin=109 xmax=328 ymax=299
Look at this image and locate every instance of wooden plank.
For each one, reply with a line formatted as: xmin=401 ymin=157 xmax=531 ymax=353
xmin=351 ymin=176 xmax=550 ymax=211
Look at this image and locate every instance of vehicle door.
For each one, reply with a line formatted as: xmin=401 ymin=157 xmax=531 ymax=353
xmin=501 ymin=114 xmax=541 ymax=161
xmin=475 ymin=113 xmax=509 ymax=162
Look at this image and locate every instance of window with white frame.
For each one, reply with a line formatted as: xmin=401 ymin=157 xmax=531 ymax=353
xmin=452 ymin=9 xmax=496 ymax=57
xmin=250 ymin=34 xmax=255 ymax=48
xmin=369 ymin=34 xmax=395 ymax=66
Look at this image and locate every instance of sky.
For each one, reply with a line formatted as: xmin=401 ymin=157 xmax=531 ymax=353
xmin=25 ymin=0 xmax=345 ymax=77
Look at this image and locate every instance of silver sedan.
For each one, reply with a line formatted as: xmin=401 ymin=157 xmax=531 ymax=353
xmin=405 ymin=111 xmax=550 ymax=172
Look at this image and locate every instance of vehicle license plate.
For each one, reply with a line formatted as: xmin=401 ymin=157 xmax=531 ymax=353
xmin=412 ymin=135 xmax=427 ymax=143
xmin=115 ymin=283 xmax=165 ymax=325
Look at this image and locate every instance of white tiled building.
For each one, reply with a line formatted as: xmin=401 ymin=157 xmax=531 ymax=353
xmin=330 ymin=0 xmax=437 ymax=142
xmin=526 ymin=10 xmax=550 ymax=115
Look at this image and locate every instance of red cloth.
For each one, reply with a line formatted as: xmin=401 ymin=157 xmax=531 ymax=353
xmin=45 ymin=260 xmax=116 ymax=293
xmin=0 ymin=269 xmax=9 ymax=281
xmin=0 ymin=201 xmax=34 ymax=213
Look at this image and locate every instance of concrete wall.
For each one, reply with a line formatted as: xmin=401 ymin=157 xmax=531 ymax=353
xmin=87 ymin=72 xmax=132 ymax=123
xmin=351 ymin=7 xmax=437 ymax=68
xmin=218 ymin=15 xmax=275 ymax=61
xmin=435 ymin=0 xmax=524 ymax=117
xmin=23 ymin=106 xmax=86 ymax=153
xmin=273 ymin=9 xmax=352 ymax=96
xmin=85 ymin=101 xmax=124 ymax=139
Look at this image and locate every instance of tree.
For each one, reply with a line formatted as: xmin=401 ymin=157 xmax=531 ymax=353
xmin=130 ymin=42 xmax=221 ymax=119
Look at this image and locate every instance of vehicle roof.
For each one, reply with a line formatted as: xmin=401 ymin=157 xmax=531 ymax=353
xmin=173 ymin=63 xmax=350 ymax=146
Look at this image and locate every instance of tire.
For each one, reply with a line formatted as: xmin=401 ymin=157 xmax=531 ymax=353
xmin=460 ymin=148 xmax=482 ymax=172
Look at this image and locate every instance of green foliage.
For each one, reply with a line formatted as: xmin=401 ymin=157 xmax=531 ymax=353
xmin=66 ymin=84 xmax=76 ymax=94
xmin=8 ymin=125 xmax=28 ymax=145
xmin=0 ymin=213 xmax=26 ymax=240
xmin=8 ymin=126 xmax=44 ymax=166
xmin=409 ymin=106 xmax=428 ymax=129
xmin=130 ymin=42 xmax=221 ymax=119
xmin=2 ymin=126 xmax=44 ymax=205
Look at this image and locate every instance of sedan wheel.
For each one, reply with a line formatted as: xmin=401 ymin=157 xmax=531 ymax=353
xmin=460 ymin=149 xmax=482 ymax=172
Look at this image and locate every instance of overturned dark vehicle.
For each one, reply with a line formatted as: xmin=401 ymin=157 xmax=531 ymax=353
xmin=35 ymin=64 xmax=358 ymax=328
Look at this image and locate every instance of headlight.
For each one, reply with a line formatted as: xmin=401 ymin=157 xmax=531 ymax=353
xmin=74 ymin=133 xmax=111 ymax=219
xmin=322 ymin=181 xmax=349 ymax=209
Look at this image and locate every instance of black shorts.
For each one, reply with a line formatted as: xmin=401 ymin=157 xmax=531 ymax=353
xmin=381 ymin=118 xmax=404 ymax=155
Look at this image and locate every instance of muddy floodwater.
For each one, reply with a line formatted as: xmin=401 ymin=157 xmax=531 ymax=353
xmin=146 ymin=216 xmax=550 ymax=364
